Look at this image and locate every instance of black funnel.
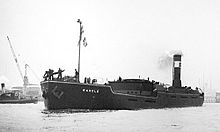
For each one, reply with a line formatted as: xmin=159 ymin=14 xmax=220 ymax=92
xmin=1 ymin=83 xmax=5 ymax=92
xmin=172 ymin=54 xmax=182 ymax=88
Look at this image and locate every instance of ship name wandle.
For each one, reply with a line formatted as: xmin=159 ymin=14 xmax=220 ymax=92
xmin=82 ymin=89 xmax=99 ymax=94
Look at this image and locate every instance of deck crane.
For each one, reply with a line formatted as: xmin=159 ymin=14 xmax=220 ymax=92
xmin=7 ymin=36 xmax=29 ymax=93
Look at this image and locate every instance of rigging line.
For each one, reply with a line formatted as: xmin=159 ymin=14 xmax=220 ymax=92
xmin=18 ymin=54 xmax=41 ymax=82
xmin=26 ymin=64 xmax=40 ymax=82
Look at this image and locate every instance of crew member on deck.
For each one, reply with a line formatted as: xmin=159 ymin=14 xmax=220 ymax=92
xmin=43 ymin=70 xmax=49 ymax=81
xmin=87 ymin=77 xmax=91 ymax=84
xmin=57 ymin=68 xmax=65 ymax=79
xmin=84 ymin=77 xmax=87 ymax=83
xmin=48 ymin=69 xmax=54 ymax=80
xmin=118 ymin=76 xmax=122 ymax=81
xmin=75 ymin=69 xmax=79 ymax=81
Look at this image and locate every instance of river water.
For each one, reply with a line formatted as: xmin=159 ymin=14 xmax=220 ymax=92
xmin=0 ymin=102 xmax=219 ymax=132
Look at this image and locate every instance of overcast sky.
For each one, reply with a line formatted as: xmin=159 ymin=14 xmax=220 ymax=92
xmin=0 ymin=0 xmax=219 ymax=95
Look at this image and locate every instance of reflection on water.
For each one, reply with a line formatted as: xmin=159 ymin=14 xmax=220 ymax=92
xmin=0 ymin=102 xmax=220 ymax=132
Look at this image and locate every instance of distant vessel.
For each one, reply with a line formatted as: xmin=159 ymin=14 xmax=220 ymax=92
xmin=0 ymin=36 xmax=40 ymax=104
xmin=216 ymin=92 xmax=220 ymax=103
xmin=40 ymin=19 xmax=204 ymax=110
xmin=0 ymin=83 xmax=38 ymax=104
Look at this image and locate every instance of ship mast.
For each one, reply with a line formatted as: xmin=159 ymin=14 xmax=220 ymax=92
xmin=77 ymin=19 xmax=84 ymax=82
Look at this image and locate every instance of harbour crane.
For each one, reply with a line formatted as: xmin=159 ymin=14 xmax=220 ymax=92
xmin=7 ymin=36 xmax=29 ymax=89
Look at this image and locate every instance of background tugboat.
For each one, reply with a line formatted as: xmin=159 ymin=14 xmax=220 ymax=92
xmin=40 ymin=19 xmax=204 ymax=110
xmin=0 ymin=83 xmax=37 ymax=104
xmin=0 ymin=36 xmax=39 ymax=104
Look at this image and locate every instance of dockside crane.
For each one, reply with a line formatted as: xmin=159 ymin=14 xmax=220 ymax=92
xmin=7 ymin=36 xmax=29 ymax=93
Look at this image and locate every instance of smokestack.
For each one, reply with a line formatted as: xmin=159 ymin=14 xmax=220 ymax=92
xmin=1 ymin=83 xmax=5 ymax=94
xmin=172 ymin=54 xmax=182 ymax=88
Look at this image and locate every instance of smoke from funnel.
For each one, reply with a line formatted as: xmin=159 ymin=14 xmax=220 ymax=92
xmin=158 ymin=50 xmax=183 ymax=70
xmin=0 ymin=75 xmax=9 ymax=84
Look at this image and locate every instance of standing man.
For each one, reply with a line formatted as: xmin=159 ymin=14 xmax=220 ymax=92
xmin=48 ymin=69 xmax=54 ymax=80
xmin=75 ymin=69 xmax=79 ymax=82
xmin=43 ymin=70 xmax=49 ymax=81
xmin=57 ymin=68 xmax=65 ymax=79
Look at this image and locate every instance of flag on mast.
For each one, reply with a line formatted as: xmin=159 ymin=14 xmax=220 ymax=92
xmin=83 ymin=37 xmax=88 ymax=47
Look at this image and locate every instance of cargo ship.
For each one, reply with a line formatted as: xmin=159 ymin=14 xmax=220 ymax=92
xmin=40 ymin=19 xmax=204 ymax=110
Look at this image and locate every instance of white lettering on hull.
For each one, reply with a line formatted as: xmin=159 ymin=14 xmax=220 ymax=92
xmin=82 ymin=89 xmax=99 ymax=94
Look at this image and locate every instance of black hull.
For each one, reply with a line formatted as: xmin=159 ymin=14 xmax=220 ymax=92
xmin=0 ymin=99 xmax=38 ymax=104
xmin=41 ymin=81 xmax=204 ymax=110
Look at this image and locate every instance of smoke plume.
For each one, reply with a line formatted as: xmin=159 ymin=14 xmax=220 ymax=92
xmin=158 ymin=50 xmax=183 ymax=69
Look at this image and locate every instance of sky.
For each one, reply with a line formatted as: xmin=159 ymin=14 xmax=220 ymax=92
xmin=0 ymin=0 xmax=219 ymax=95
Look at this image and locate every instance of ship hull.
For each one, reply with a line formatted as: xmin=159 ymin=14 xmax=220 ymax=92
xmin=0 ymin=99 xmax=38 ymax=104
xmin=41 ymin=81 xmax=204 ymax=110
